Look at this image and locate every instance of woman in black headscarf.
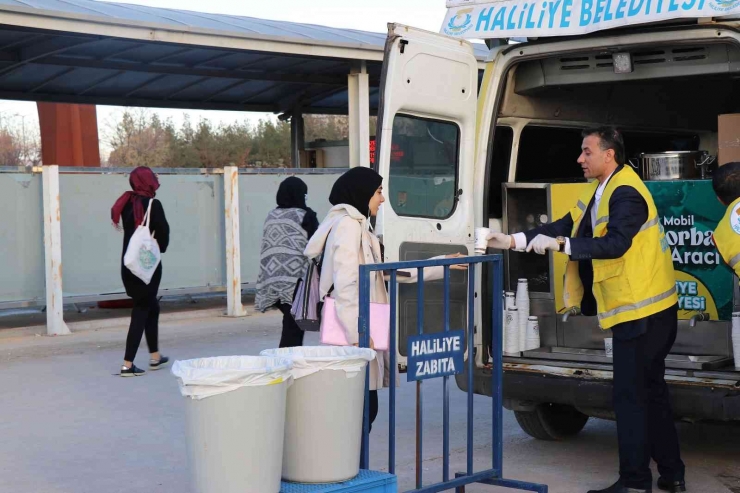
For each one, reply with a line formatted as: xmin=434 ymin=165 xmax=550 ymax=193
xmin=326 ymin=166 xmax=384 ymax=217
xmin=256 ymin=176 xmax=319 ymax=347
xmin=304 ymin=167 xmax=464 ymax=434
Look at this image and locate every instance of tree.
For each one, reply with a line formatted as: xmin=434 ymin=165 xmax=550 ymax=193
xmin=250 ymin=119 xmax=291 ymax=166
xmin=104 ymin=109 xmax=173 ymax=167
xmin=102 ymin=110 xmax=374 ymax=168
xmin=303 ymin=114 xmax=377 ymax=143
xmin=164 ymin=115 xmax=200 ymax=168
xmin=0 ymin=128 xmax=23 ymax=166
xmin=217 ymin=122 xmax=254 ymax=167
xmin=0 ymin=114 xmax=41 ymax=166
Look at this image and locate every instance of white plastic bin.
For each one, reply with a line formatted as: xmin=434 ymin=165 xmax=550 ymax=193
xmin=171 ymin=356 xmax=292 ymax=493
xmin=261 ymin=346 xmax=376 ymax=483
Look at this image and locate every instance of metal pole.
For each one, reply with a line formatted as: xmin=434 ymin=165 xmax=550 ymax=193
xmin=41 ymin=165 xmax=70 ymax=336
xmin=224 ymin=166 xmax=247 ymax=317
xmin=348 ymin=61 xmax=369 ymax=168
xmin=389 ymin=270 xmax=397 ymax=474
xmin=416 ymin=266 xmax=424 ymax=489
xmin=467 ymin=263 xmax=475 ymax=475
xmin=290 ymin=108 xmax=304 ymax=168
xmin=359 ymin=264 xmax=371 ymax=470
xmin=443 ymin=265 xmax=451 ymax=483
xmin=492 ymin=259 xmax=504 ymax=475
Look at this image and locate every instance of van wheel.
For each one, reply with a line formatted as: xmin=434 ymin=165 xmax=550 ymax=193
xmin=514 ymin=403 xmax=589 ymax=441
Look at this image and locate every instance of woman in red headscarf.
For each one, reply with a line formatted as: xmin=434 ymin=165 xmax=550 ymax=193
xmin=111 ymin=167 xmax=170 ymax=377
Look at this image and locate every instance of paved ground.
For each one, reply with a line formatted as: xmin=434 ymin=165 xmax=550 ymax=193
xmin=1 ymin=308 xmax=739 ymax=493
xmin=0 ymin=293 xmax=236 ymax=330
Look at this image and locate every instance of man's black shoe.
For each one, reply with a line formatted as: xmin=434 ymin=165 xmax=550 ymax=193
xmin=588 ymin=480 xmax=652 ymax=493
xmin=657 ymin=477 xmax=686 ymax=493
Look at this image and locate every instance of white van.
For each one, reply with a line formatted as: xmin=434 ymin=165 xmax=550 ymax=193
xmin=374 ymin=7 xmax=740 ymax=439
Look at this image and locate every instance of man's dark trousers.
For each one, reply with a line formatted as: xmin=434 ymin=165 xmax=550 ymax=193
xmin=612 ymin=303 xmax=685 ymax=490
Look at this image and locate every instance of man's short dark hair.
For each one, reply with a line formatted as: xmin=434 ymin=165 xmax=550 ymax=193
xmin=712 ymin=162 xmax=740 ymax=205
xmin=582 ymin=126 xmax=625 ymax=165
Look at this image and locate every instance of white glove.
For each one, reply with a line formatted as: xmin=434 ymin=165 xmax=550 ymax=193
xmin=486 ymin=232 xmax=512 ymax=250
xmin=526 ymin=234 xmax=559 ymax=255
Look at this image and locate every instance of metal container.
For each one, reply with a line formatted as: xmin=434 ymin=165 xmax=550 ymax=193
xmin=503 ymin=183 xmax=550 ymax=294
xmin=633 ymin=151 xmax=714 ymax=181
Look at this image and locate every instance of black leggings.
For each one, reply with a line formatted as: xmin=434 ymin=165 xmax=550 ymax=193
xmin=369 ymin=390 xmax=379 ymax=432
xmin=276 ymin=302 xmax=305 ymax=348
xmin=124 ymin=293 xmax=160 ymax=362
xmin=360 ymin=389 xmax=379 ymax=468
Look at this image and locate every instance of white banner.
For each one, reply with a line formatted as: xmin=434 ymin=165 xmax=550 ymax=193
xmin=442 ymin=0 xmax=740 ymax=38
xmin=447 ymin=0 xmax=499 ymax=5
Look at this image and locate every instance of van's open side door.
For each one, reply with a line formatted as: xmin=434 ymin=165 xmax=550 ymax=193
xmin=375 ymin=24 xmax=479 ymax=364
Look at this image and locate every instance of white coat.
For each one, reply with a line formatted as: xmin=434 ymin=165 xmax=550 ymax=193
xmin=304 ymin=204 xmax=444 ymax=390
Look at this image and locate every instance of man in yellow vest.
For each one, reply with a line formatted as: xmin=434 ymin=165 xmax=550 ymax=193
xmin=711 ymin=162 xmax=740 ymax=280
xmin=487 ymin=127 xmax=685 ymax=493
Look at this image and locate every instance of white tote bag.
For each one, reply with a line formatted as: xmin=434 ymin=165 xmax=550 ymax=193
xmin=123 ymin=199 xmax=161 ymax=284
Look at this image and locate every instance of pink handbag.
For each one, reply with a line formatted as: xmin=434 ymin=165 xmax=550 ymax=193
xmin=320 ymin=297 xmax=390 ymax=350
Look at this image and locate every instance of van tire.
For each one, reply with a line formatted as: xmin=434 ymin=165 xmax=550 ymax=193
xmin=514 ymin=403 xmax=589 ymax=441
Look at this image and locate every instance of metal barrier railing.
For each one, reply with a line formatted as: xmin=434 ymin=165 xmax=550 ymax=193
xmin=358 ymin=254 xmax=547 ymax=493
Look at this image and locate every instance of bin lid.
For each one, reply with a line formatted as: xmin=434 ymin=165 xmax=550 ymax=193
xmin=171 ymin=355 xmax=292 ymax=400
xmin=261 ymin=346 xmax=376 ymax=380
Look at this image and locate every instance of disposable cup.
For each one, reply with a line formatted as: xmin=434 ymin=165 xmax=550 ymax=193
xmin=732 ymin=312 xmax=740 ymax=370
xmin=505 ymin=308 xmax=519 ymax=355
xmin=525 ymin=316 xmax=540 ymax=351
xmin=504 ymin=292 xmax=516 ymax=310
xmin=604 ymin=338 xmax=614 ymax=358
xmin=474 ymin=227 xmax=491 ymax=254
xmin=518 ymin=310 xmax=528 ymax=352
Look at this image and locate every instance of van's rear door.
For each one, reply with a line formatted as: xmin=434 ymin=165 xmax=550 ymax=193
xmin=374 ymin=24 xmax=479 ymax=363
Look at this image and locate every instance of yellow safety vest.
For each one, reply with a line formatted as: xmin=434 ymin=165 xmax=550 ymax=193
xmin=713 ymin=197 xmax=740 ymax=280
xmin=563 ymin=166 xmax=677 ymax=329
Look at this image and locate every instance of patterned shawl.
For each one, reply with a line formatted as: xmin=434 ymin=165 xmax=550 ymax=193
xmin=255 ymin=207 xmax=309 ymax=312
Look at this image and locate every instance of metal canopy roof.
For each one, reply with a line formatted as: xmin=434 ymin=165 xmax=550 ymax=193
xmin=0 ymin=0 xmax=489 ymax=115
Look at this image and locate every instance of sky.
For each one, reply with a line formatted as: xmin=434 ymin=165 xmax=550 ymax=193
xmin=1 ymin=0 xmax=450 ymax=148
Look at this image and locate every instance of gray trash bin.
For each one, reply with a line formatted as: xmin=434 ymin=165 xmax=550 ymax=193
xmin=172 ymin=356 xmax=292 ymax=493
xmin=261 ymin=346 xmax=376 ymax=483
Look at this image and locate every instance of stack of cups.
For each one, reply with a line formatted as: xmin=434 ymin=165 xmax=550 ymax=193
xmin=504 ymin=307 xmax=520 ymax=355
xmin=525 ymin=316 xmax=540 ymax=351
xmin=733 ymin=312 xmax=740 ymax=370
xmin=503 ymin=292 xmax=516 ymax=356
xmin=516 ymin=279 xmax=530 ymax=353
xmin=505 ymin=292 xmax=517 ymax=310
xmin=499 ymin=292 xmax=506 ymax=360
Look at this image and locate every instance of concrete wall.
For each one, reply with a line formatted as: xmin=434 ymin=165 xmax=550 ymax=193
xmin=0 ymin=168 xmax=342 ymax=307
xmin=58 ymin=173 xmax=226 ymax=298
xmin=0 ymin=173 xmax=44 ymax=305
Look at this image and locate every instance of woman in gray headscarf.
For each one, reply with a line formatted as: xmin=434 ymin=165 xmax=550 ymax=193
xmin=255 ymin=177 xmax=318 ymax=347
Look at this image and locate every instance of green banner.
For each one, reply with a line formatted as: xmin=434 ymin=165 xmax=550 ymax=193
xmin=646 ymin=180 xmax=734 ymax=321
